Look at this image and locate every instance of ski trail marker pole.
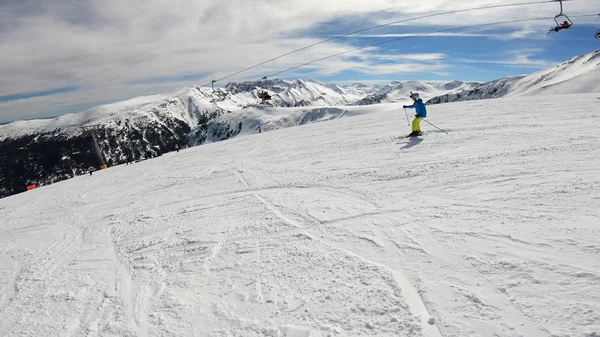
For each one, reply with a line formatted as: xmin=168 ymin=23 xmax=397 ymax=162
xmin=422 ymin=119 xmax=448 ymax=134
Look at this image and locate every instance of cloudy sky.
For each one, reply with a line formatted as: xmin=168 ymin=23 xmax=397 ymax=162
xmin=1 ymin=0 xmax=599 ymax=123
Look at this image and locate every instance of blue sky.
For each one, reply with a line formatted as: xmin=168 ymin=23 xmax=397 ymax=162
xmin=0 ymin=0 xmax=599 ymax=123
xmin=0 ymin=86 xmax=79 ymax=103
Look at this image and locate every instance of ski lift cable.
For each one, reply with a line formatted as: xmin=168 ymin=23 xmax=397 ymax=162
xmin=204 ymin=0 xmax=576 ymax=86
xmin=263 ymin=14 xmax=599 ymax=79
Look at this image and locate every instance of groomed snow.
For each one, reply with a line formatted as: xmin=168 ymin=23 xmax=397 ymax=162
xmin=1 ymin=94 xmax=599 ymax=337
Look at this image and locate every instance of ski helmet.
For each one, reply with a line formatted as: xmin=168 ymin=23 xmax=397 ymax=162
xmin=410 ymin=92 xmax=420 ymax=100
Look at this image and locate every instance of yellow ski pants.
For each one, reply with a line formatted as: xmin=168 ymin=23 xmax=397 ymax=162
xmin=412 ymin=117 xmax=423 ymax=132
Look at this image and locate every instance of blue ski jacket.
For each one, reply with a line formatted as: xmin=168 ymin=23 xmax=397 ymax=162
xmin=406 ymin=100 xmax=427 ymax=118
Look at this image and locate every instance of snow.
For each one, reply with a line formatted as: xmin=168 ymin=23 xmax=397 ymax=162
xmin=201 ymin=105 xmax=375 ymax=144
xmin=429 ymin=49 xmax=600 ymax=104
xmin=1 ymin=93 xmax=600 ymax=337
xmin=511 ymin=50 xmax=600 ymax=96
xmin=378 ymin=81 xmax=479 ymax=103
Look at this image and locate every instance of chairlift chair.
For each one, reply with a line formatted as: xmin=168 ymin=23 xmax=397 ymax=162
xmin=554 ymin=14 xmax=573 ymax=27
xmin=553 ymin=0 xmax=573 ymax=26
xmin=257 ymin=77 xmax=272 ymax=102
xmin=548 ymin=0 xmax=573 ymax=33
xmin=554 ymin=0 xmax=573 ymax=26
xmin=257 ymin=90 xmax=271 ymax=101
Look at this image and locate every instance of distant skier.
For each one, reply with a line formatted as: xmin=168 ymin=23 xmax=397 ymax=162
xmin=403 ymin=92 xmax=427 ymax=137
xmin=550 ymin=20 xmax=571 ymax=33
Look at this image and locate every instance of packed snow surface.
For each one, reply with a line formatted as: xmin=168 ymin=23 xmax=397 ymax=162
xmin=1 ymin=94 xmax=599 ymax=337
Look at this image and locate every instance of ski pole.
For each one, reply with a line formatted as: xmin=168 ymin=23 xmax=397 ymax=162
xmin=403 ymin=108 xmax=410 ymax=127
xmin=422 ymin=119 xmax=448 ymax=134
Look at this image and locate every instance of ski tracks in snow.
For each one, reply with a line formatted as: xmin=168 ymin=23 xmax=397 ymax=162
xmin=2 ymin=94 xmax=600 ymax=336
xmin=393 ymin=223 xmax=550 ymax=337
xmin=0 ymin=199 xmax=86 ymax=336
xmin=232 ymin=160 xmax=443 ymax=336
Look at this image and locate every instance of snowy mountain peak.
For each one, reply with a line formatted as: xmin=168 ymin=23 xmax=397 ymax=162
xmin=224 ymin=78 xmax=291 ymax=95
xmin=444 ymin=80 xmax=468 ymax=90
xmin=354 ymin=80 xmax=481 ymax=106
xmin=428 ymin=49 xmax=600 ymax=104
xmin=561 ymin=49 xmax=600 ymax=66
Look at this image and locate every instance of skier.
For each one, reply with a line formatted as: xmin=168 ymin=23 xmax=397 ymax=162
xmin=403 ymin=92 xmax=427 ymax=137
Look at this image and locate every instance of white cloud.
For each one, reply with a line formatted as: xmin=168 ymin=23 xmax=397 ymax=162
xmin=380 ymin=53 xmax=447 ymax=61
xmin=376 ymin=0 xmax=598 ymax=27
xmin=454 ymin=53 xmax=555 ymax=69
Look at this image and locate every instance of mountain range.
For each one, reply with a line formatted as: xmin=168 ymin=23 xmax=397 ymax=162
xmin=1 ymin=49 xmax=598 ymax=198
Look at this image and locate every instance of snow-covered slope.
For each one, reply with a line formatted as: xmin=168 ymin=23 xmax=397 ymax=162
xmin=428 ymin=49 xmax=600 ymax=104
xmin=190 ymin=104 xmax=385 ymax=144
xmin=1 ymin=94 xmax=599 ymax=337
xmin=193 ymin=105 xmax=351 ymax=144
xmin=355 ymin=80 xmax=480 ymax=105
xmin=513 ymin=49 xmax=600 ymax=95
xmin=218 ymin=78 xmax=372 ymax=109
xmin=338 ymin=83 xmax=383 ymax=97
